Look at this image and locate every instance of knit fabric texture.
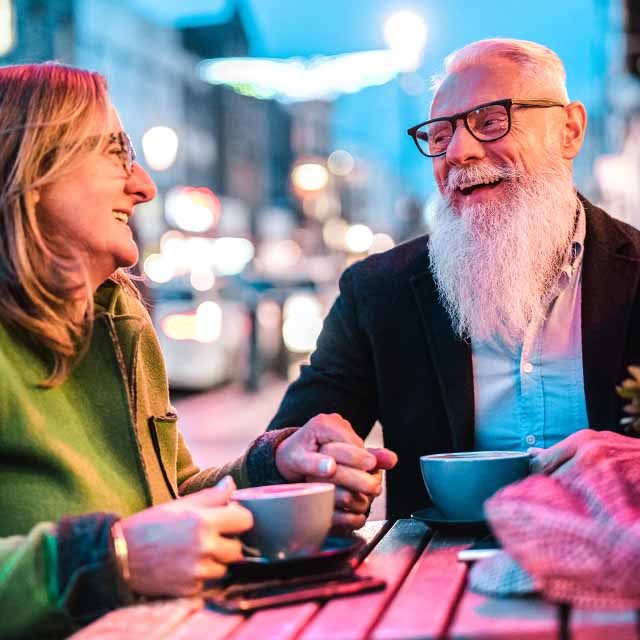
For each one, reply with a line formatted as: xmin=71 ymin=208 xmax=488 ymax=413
xmin=470 ymin=445 xmax=640 ymax=608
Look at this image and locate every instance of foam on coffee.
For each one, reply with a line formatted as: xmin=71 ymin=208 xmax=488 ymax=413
xmin=428 ymin=451 xmax=529 ymax=460
xmin=233 ymin=483 xmax=330 ymax=500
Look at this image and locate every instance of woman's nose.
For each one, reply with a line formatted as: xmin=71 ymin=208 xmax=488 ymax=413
xmin=126 ymin=163 xmax=157 ymax=203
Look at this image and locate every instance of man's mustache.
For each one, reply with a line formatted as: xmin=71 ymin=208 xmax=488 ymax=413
xmin=439 ymin=162 xmax=522 ymax=199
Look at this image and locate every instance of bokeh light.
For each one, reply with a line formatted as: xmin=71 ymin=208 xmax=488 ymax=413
xmin=322 ymin=218 xmax=349 ymax=251
xmin=165 ymin=186 xmax=221 ymax=233
xmin=369 ymin=232 xmax=395 ymax=255
xmin=144 ymin=253 xmax=174 ymax=283
xmin=282 ymin=293 xmax=324 ymax=354
xmin=345 ymin=224 xmax=374 ymax=253
xmin=190 ymin=269 xmax=215 ymax=292
xmin=211 ymin=237 xmax=255 ymax=275
xmin=384 ymin=11 xmax=427 ymax=71
xmin=302 ymin=194 xmax=341 ymax=220
xmin=291 ymin=162 xmax=329 ymax=191
xmin=259 ymin=239 xmax=302 ymax=273
xmin=142 ymin=126 xmax=179 ymax=171
xmin=328 ymin=150 xmax=355 ymax=176
xmin=0 ymin=0 xmax=16 ymax=56
xmin=160 ymin=301 xmax=222 ymax=343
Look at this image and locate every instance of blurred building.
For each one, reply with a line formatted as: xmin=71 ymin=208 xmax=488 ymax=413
xmin=0 ymin=0 xmax=301 ymax=389
xmin=593 ymin=0 xmax=640 ymax=228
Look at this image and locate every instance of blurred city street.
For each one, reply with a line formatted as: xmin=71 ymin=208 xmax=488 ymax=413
xmin=3 ymin=0 xmax=639 ymax=522
xmin=173 ymin=376 xmax=387 ymax=519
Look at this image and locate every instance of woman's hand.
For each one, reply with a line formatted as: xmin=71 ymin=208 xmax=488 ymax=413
xmin=119 ymin=476 xmax=253 ymax=597
xmin=529 ymin=429 xmax=640 ymax=476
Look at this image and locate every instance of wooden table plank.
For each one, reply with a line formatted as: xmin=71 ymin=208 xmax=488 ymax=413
xmin=371 ymin=530 xmax=474 ymax=640
xmin=165 ymin=607 xmax=244 ymax=640
xmin=298 ymin=519 xmax=431 ymax=640
xmin=230 ymin=603 xmax=319 ymax=640
xmin=69 ymin=598 xmax=204 ymax=639
xmin=448 ymin=590 xmax=560 ymax=639
xmin=227 ymin=520 xmax=391 ymax=640
xmin=570 ymin=608 xmax=638 ymax=640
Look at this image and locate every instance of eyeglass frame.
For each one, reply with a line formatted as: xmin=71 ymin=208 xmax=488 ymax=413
xmin=81 ymin=131 xmax=137 ymax=176
xmin=105 ymin=131 xmax=137 ymax=176
xmin=406 ymin=98 xmax=566 ymax=158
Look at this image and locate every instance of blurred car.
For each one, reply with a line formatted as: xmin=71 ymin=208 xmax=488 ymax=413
xmin=152 ymin=292 xmax=249 ymax=390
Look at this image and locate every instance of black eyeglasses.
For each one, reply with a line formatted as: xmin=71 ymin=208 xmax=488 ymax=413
xmin=407 ymin=98 xmax=566 ymax=158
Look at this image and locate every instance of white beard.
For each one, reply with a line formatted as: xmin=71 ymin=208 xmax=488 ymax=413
xmin=428 ymin=155 xmax=577 ymax=348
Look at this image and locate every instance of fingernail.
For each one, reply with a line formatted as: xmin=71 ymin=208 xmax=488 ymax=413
xmin=319 ymin=458 xmax=334 ymax=475
xmin=218 ymin=475 xmax=235 ymax=490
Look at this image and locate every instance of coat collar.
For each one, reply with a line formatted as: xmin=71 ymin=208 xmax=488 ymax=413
xmin=410 ymin=270 xmax=475 ymax=451
xmin=580 ymin=195 xmax=640 ymax=427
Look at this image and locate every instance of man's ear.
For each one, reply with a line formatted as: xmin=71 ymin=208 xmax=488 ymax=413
xmin=561 ymin=101 xmax=587 ymax=160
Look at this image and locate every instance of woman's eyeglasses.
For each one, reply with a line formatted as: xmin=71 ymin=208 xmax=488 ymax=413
xmin=81 ymin=131 xmax=137 ymax=176
xmin=105 ymin=131 xmax=136 ymax=176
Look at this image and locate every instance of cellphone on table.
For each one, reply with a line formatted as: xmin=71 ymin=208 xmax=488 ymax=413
xmin=205 ymin=569 xmax=386 ymax=613
xmin=457 ymin=535 xmax=501 ymax=563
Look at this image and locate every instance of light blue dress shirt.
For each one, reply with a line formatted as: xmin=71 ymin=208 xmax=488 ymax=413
xmin=472 ymin=202 xmax=589 ymax=451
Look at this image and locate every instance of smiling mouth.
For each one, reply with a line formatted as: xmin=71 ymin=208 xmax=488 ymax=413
xmin=113 ymin=211 xmax=129 ymax=224
xmin=458 ymin=178 xmax=503 ymax=196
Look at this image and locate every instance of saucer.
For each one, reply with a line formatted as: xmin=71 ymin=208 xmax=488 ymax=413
xmin=411 ymin=506 xmax=488 ymax=532
xmin=228 ymin=535 xmax=365 ymax=581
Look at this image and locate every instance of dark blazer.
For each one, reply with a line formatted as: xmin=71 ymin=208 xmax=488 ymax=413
xmin=268 ymin=197 xmax=640 ymax=518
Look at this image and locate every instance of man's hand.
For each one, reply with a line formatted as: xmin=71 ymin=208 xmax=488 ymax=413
xmin=309 ymin=444 xmax=397 ymax=532
xmin=274 ymin=413 xmax=398 ymax=532
xmin=529 ymin=429 xmax=640 ymax=476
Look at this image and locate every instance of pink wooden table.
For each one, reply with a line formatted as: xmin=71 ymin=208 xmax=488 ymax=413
xmin=71 ymin=520 xmax=638 ymax=640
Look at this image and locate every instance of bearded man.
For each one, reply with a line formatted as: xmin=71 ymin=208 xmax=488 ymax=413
xmin=267 ymin=38 xmax=640 ymax=519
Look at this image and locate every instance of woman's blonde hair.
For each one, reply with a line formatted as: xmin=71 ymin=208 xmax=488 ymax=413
xmin=0 ymin=62 xmax=138 ymax=386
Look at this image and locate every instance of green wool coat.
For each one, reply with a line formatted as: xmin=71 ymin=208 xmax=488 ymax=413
xmin=0 ymin=281 xmax=252 ymax=638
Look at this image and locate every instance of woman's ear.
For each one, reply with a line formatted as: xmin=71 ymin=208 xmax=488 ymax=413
xmin=25 ymin=189 xmax=40 ymax=209
xmin=561 ymin=101 xmax=588 ymax=160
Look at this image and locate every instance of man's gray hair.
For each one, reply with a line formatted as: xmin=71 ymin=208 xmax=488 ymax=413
xmin=431 ymin=38 xmax=569 ymax=103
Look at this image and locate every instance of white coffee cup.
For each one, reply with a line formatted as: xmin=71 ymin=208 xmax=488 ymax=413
xmin=232 ymin=482 xmax=335 ymax=560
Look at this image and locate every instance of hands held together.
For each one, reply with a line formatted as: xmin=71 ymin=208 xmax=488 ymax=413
xmin=275 ymin=413 xmax=398 ymax=531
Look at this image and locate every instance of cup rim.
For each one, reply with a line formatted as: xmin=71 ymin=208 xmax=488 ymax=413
xmin=232 ymin=482 xmax=335 ymax=501
xmin=420 ymin=451 xmax=531 ymax=462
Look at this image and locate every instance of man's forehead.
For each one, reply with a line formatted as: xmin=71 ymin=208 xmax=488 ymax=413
xmin=430 ymin=61 xmax=524 ymax=118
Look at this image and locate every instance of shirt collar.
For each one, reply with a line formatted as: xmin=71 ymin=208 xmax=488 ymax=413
xmin=550 ymin=197 xmax=586 ymax=299
xmin=567 ymin=197 xmax=586 ymax=269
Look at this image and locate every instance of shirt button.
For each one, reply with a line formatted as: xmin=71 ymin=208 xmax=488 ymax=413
xmin=525 ymin=435 xmax=536 ymax=446
xmin=523 ymin=362 xmax=534 ymax=373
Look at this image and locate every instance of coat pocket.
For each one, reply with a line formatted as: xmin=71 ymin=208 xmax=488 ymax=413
xmin=148 ymin=413 xmax=179 ymax=499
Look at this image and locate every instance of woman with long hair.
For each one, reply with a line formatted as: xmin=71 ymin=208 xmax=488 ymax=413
xmin=0 ymin=63 xmax=394 ymax=639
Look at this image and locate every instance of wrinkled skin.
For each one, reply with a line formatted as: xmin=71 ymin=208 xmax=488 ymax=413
xmin=121 ymin=477 xmax=253 ymax=597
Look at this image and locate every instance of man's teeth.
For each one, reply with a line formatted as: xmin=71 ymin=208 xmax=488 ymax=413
xmin=113 ymin=211 xmax=128 ymax=223
xmin=460 ymin=177 xmax=501 ymax=190
xmin=458 ymin=177 xmax=502 ymax=194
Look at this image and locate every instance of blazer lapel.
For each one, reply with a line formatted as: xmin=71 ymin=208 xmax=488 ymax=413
xmin=410 ymin=270 xmax=475 ymax=450
xmin=582 ymin=198 xmax=640 ymax=428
